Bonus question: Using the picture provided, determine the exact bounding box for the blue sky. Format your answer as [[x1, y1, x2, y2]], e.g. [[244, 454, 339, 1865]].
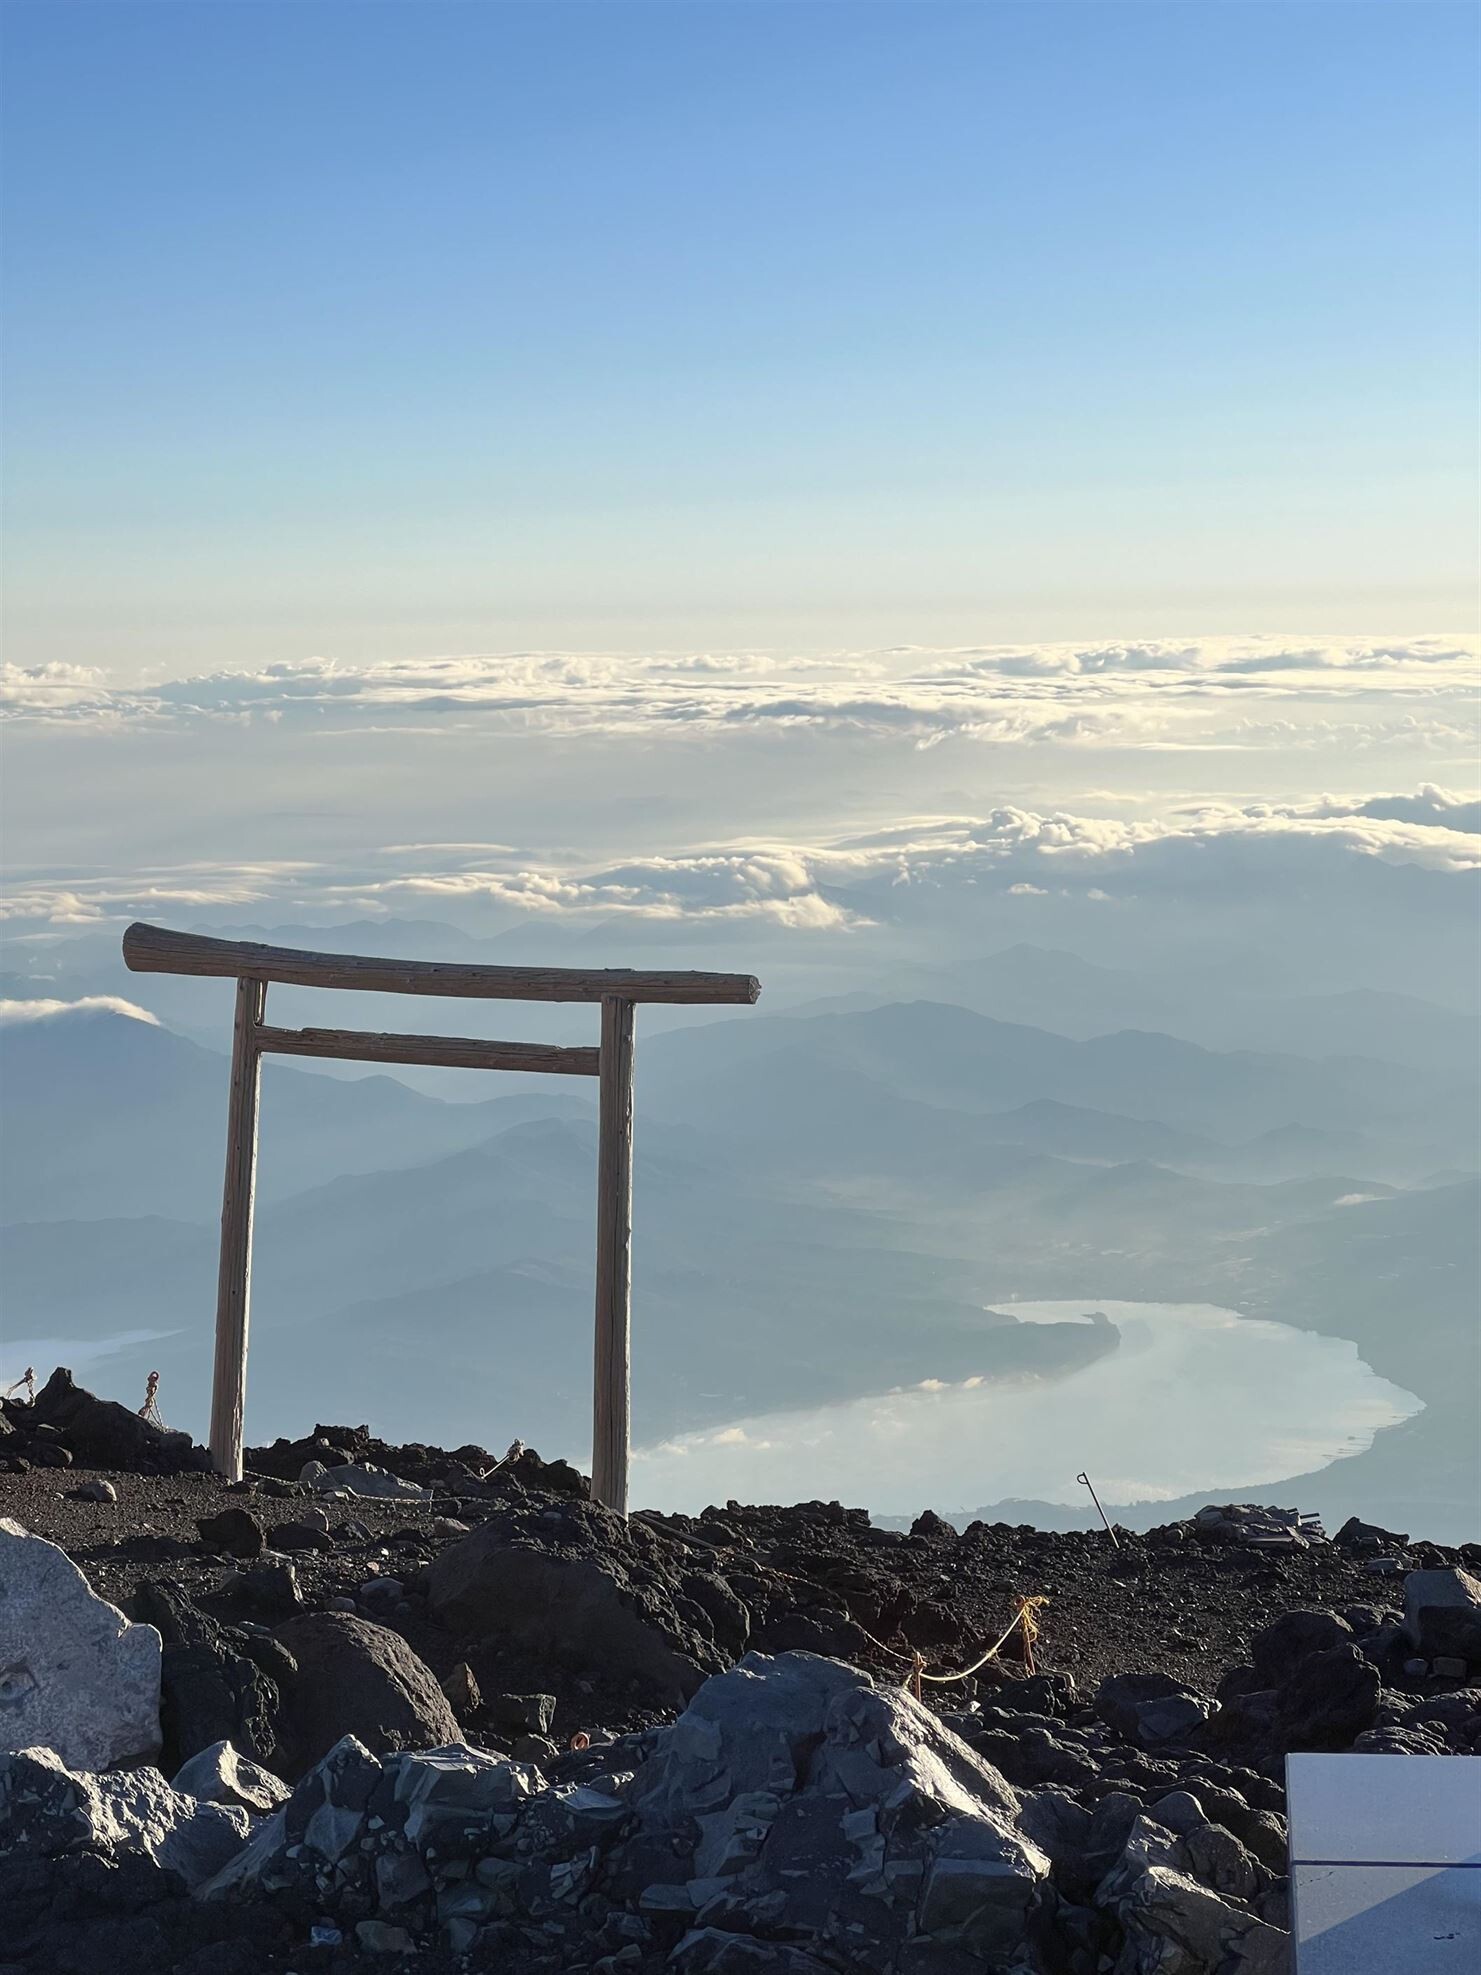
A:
[[3, 0, 1477, 677]]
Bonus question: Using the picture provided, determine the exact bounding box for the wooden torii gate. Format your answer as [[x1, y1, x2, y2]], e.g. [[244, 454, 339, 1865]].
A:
[[122, 923, 760, 1511]]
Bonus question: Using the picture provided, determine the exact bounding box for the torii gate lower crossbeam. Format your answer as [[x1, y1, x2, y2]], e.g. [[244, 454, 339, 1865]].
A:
[[122, 923, 761, 1512]]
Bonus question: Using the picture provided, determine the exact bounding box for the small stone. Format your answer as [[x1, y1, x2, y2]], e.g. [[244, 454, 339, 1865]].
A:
[[1095, 1672, 1212, 1748], [73, 1479, 118, 1503], [1432, 1656, 1468, 1680], [197, 1508, 266, 1560], [376, 1848, 432, 1906], [486, 1691, 557, 1737], [1403, 1656, 1430, 1678], [355, 1920, 414, 1953], [216, 1558, 302, 1619], [268, 1520, 336, 1553], [441, 1662, 481, 1718], [511, 1732, 559, 1767], [172, 1737, 291, 1816]]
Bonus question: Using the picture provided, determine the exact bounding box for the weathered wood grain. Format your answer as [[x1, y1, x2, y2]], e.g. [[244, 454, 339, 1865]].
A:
[[210, 976, 265, 1481], [591, 996, 636, 1515], [123, 922, 760, 1006], [256, 1025, 599, 1076]]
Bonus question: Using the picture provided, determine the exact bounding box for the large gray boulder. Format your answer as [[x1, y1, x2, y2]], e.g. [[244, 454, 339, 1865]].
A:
[[0, 1744, 249, 1889], [200, 1650, 1049, 1967], [272, 1611, 459, 1775], [618, 1651, 1047, 1963], [1094, 1805, 1287, 1974], [0, 1517, 162, 1769]]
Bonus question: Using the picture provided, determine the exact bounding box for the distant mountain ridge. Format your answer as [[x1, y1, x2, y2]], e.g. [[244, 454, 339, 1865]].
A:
[[3, 949, 1475, 1538]]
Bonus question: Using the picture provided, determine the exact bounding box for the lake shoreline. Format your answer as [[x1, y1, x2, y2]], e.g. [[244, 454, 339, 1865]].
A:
[[632, 1297, 1423, 1522]]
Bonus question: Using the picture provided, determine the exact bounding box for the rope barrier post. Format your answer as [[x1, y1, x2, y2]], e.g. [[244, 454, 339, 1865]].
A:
[[903, 1595, 1050, 1696], [1076, 1470, 1120, 1548], [1020, 1599, 1037, 1675]]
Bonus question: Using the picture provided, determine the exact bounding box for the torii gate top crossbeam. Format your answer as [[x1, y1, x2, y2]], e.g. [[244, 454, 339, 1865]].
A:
[[123, 922, 760, 1005]]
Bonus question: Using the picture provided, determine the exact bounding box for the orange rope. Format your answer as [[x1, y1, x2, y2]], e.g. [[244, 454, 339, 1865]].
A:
[[914, 1596, 1050, 1686], [818, 1591, 1050, 1692]]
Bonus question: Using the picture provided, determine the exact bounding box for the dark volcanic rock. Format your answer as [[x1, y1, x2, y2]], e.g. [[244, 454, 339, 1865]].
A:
[[1403, 1567, 1481, 1662], [1250, 1608, 1353, 1686], [440, 1660, 482, 1720], [242, 1427, 359, 1481], [486, 1691, 556, 1737], [209, 1559, 302, 1622], [505, 1447, 589, 1498], [264, 1517, 334, 1553], [1275, 1643, 1380, 1751], [194, 1509, 264, 1561], [2, 1444, 1475, 1975], [244, 1420, 547, 1492], [271, 1611, 459, 1776], [1334, 1515, 1409, 1552], [1095, 1672, 1213, 1748], [428, 1497, 729, 1704], [133, 1580, 282, 1775], [28, 1370, 209, 1474]]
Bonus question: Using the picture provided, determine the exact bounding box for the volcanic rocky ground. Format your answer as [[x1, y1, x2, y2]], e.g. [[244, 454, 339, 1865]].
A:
[[1, 1375, 1478, 1975]]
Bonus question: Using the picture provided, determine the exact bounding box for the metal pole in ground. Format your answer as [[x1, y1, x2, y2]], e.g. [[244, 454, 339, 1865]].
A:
[[1076, 1470, 1120, 1547]]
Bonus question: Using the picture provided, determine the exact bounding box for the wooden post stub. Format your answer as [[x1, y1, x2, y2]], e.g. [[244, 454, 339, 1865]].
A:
[[210, 975, 266, 1480], [592, 995, 635, 1514]]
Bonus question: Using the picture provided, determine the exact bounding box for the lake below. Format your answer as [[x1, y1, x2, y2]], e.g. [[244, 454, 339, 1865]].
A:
[[631, 1299, 1424, 1518]]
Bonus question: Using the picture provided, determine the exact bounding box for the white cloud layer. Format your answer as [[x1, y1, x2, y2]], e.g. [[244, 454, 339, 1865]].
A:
[[3, 637, 1476, 750], [2, 789, 1474, 932]]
